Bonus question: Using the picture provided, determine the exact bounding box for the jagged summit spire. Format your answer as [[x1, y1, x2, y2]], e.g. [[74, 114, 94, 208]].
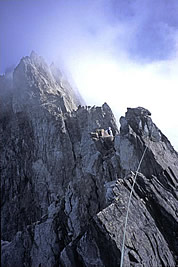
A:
[[11, 53, 82, 113], [30, 50, 39, 60], [29, 50, 47, 67]]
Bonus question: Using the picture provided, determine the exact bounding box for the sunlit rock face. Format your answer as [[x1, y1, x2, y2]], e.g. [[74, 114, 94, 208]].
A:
[[1, 53, 178, 267]]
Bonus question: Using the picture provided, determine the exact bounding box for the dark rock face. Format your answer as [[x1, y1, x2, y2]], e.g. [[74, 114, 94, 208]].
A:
[[1, 53, 178, 267]]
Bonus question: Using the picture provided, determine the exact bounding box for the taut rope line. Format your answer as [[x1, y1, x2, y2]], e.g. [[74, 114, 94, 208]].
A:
[[120, 144, 148, 267]]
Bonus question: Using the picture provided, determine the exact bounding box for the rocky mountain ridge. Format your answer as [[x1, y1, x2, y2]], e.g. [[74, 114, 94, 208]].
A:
[[1, 53, 178, 267]]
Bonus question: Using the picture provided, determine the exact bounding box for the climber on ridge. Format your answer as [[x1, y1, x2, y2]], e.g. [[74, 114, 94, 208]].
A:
[[107, 127, 113, 137]]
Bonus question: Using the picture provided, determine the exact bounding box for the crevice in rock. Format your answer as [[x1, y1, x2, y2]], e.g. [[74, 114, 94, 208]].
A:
[[128, 251, 139, 263]]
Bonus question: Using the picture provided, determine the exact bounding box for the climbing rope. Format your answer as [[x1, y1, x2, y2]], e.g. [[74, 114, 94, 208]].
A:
[[120, 144, 148, 267]]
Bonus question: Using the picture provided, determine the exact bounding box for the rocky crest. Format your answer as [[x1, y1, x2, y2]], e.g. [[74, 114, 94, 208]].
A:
[[1, 53, 178, 267]]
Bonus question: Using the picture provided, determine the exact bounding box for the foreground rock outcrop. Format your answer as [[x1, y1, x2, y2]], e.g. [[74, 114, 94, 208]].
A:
[[1, 53, 178, 267]]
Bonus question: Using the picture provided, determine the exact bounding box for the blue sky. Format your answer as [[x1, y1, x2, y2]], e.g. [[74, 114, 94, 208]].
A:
[[0, 0, 178, 150]]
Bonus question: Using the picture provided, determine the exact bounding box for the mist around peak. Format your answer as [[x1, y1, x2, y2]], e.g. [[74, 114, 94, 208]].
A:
[[0, 0, 178, 150]]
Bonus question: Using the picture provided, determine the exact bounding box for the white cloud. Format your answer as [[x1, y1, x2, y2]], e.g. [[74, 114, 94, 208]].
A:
[[66, 50, 178, 151]]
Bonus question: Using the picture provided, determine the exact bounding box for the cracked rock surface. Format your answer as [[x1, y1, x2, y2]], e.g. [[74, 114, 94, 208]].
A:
[[1, 53, 178, 267]]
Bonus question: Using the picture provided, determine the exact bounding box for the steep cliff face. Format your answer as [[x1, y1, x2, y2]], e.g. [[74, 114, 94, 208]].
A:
[[1, 51, 82, 242], [1, 53, 178, 267]]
